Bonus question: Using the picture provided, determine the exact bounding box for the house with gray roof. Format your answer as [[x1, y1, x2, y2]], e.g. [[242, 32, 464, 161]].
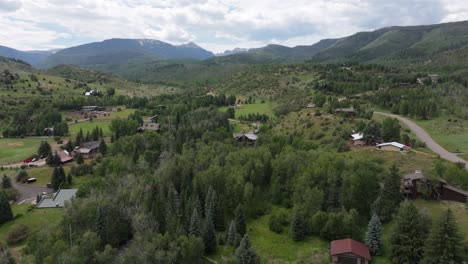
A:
[[37, 189, 78, 208]]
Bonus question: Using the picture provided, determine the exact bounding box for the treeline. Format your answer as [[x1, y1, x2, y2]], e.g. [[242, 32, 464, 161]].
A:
[[2, 98, 69, 137]]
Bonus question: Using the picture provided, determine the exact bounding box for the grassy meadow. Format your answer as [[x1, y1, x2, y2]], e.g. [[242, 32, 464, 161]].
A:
[[0, 138, 53, 165]]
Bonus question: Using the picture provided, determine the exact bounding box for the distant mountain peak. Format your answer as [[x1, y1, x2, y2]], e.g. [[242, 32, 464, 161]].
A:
[[178, 42, 202, 49]]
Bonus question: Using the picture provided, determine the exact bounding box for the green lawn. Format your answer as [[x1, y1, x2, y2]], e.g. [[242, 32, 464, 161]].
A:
[[0, 204, 63, 243], [0, 138, 52, 166], [207, 207, 328, 263], [219, 102, 275, 119], [414, 116, 468, 154], [69, 121, 111, 137]]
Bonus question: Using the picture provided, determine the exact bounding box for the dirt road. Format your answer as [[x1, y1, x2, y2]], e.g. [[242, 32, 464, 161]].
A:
[[12, 181, 52, 204], [374, 112, 468, 168]]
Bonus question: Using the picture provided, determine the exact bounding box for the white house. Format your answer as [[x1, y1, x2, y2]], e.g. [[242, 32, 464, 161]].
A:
[[377, 142, 410, 152]]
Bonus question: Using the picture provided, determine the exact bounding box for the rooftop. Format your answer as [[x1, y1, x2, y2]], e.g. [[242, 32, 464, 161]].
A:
[[377, 142, 408, 149], [37, 189, 78, 208], [331, 238, 371, 260]]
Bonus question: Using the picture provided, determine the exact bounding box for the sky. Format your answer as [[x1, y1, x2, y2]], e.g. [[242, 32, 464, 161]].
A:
[[0, 0, 467, 53]]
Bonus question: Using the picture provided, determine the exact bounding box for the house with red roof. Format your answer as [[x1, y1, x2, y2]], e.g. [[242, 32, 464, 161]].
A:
[[330, 238, 371, 264]]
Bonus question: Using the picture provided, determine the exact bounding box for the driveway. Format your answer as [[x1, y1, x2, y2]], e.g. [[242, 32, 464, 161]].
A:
[[12, 181, 52, 204], [374, 112, 468, 168]]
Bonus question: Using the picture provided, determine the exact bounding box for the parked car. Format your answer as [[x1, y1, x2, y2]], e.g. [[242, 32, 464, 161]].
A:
[[27, 178, 37, 184]]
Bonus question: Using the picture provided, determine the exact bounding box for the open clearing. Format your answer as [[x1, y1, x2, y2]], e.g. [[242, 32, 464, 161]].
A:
[[0, 204, 63, 243], [219, 101, 275, 119], [0, 138, 53, 166]]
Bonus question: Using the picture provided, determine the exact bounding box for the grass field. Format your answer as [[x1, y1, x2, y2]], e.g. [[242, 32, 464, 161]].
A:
[[0, 138, 52, 165], [414, 116, 468, 154], [0, 204, 63, 243], [219, 101, 275, 119], [68, 121, 111, 137]]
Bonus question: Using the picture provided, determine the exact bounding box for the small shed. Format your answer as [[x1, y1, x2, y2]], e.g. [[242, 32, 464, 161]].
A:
[[43, 127, 54, 136], [330, 238, 371, 264], [335, 107, 355, 117], [351, 132, 365, 147], [148, 115, 159, 123]]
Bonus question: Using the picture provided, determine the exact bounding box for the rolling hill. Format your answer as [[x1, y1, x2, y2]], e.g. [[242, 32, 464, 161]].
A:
[[38, 39, 214, 68], [0, 45, 54, 66]]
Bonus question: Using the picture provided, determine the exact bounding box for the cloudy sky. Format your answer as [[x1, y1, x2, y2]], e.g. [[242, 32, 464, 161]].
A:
[[0, 0, 467, 53]]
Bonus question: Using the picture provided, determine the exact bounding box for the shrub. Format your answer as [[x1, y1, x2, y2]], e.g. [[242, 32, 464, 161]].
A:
[[268, 209, 289, 234], [15, 170, 29, 183], [6, 224, 29, 245]]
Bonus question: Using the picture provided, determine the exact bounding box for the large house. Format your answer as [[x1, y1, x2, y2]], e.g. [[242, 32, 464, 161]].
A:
[[233, 131, 258, 146], [37, 189, 78, 208], [376, 142, 410, 152], [137, 123, 160, 133], [403, 170, 468, 203], [330, 238, 371, 264], [75, 141, 101, 159]]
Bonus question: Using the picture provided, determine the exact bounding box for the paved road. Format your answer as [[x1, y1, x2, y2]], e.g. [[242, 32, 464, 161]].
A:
[[374, 112, 468, 168], [12, 181, 52, 204]]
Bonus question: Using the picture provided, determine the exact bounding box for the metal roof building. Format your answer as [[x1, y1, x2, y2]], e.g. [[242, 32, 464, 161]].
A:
[[37, 189, 78, 208]]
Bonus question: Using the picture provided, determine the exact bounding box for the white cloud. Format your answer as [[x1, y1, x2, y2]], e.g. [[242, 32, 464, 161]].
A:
[[0, 0, 467, 52]]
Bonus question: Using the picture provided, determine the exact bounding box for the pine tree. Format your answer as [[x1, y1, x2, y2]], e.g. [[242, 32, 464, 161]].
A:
[[46, 151, 54, 166], [375, 164, 403, 222], [65, 140, 74, 152], [67, 173, 73, 185], [365, 214, 382, 256], [226, 220, 238, 246], [1, 175, 12, 189], [51, 167, 65, 191], [203, 213, 217, 253], [96, 206, 107, 244], [234, 204, 247, 236], [53, 151, 61, 166], [421, 209, 464, 264], [38, 141, 52, 157], [189, 208, 202, 237], [0, 191, 13, 224], [291, 209, 305, 241], [76, 153, 84, 164], [76, 128, 84, 146], [99, 139, 107, 154], [204, 186, 216, 223], [235, 234, 259, 264], [390, 200, 430, 264]]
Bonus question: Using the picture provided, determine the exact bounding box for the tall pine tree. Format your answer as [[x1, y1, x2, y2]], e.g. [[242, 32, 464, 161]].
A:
[[374, 164, 403, 222], [389, 200, 430, 264], [203, 212, 217, 253], [365, 214, 382, 256], [291, 209, 305, 241], [235, 234, 259, 264], [421, 209, 464, 264], [189, 208, 202, 237], [234, 204, 247, 236], [0, 191, 13, 224], [226, 220, 238, 246]]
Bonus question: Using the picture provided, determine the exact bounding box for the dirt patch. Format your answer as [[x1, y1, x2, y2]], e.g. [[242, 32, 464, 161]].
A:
[[7, 142, 24, 147]]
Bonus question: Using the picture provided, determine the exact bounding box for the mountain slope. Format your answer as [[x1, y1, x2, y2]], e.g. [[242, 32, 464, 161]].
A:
[[39, 39, 214, 68], [216, 39, 338, 63], [0, 56, 35, 73], [312, 20, 468, 63], [0, 45, 53, 66]]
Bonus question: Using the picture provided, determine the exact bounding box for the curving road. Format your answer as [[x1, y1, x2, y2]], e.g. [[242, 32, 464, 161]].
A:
[[374, 112, 468, 169]]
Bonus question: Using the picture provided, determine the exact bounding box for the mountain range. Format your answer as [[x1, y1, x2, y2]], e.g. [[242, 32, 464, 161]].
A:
[[1, 20, 468, 69]]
